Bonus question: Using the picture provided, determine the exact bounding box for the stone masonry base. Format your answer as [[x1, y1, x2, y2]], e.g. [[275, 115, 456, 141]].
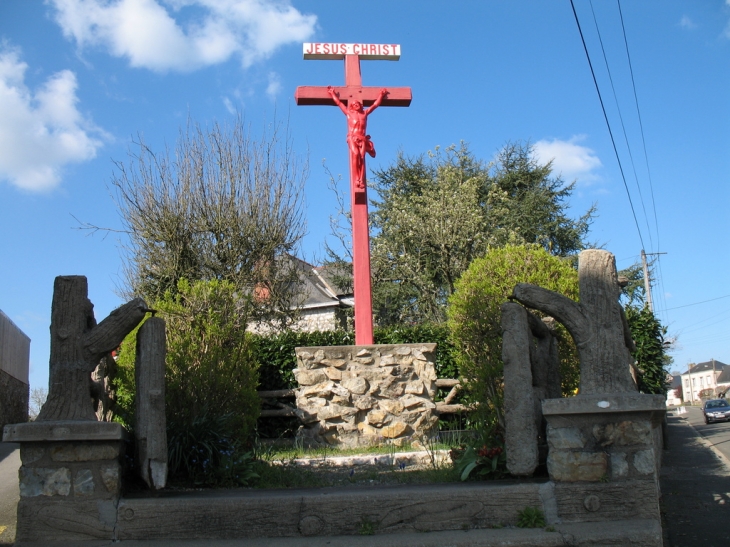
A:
[[3, 420, 125, 542]]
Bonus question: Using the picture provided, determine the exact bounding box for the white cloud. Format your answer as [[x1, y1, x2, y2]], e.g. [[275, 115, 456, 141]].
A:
[[532, 136, 602, 184], [266, 71, 281, 99], [222, 96, 236, 114], [0, 47, 104, 191], [679, 15, 696, 30], [48, 0, 317, 72]]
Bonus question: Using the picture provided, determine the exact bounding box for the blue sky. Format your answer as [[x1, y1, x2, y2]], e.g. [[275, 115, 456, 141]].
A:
[[1, 0, 729, 393]]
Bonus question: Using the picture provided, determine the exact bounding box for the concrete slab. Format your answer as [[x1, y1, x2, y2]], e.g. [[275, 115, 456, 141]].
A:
[[14, 519, 662, 546], [3, 421, 128, 443]]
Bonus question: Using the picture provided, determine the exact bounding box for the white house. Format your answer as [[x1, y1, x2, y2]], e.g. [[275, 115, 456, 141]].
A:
[[680, 360, 728, 402], [248, 256, 353, 335]]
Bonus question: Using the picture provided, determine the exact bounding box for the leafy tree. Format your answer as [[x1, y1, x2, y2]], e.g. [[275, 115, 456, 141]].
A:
[[368, 141, 594, 325], [106, 116, 307, 328], [486, 142, 595, 254], [625, 305, 669, 395], [447, 245, 580, 431], [370, 144, 489, 324]]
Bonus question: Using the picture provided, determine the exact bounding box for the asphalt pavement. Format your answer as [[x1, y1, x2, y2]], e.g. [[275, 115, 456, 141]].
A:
[[0, 443, 19, 545], [661, 406, 730, 547], [1, 407, 729, 546]]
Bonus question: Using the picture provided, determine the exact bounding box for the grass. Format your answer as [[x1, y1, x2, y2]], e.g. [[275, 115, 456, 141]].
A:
[[256, 439, 454, 462], [247, 437, 461, 489]]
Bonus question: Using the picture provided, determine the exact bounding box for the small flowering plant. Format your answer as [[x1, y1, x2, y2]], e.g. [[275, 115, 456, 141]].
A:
[[450, 437, 507, 481]]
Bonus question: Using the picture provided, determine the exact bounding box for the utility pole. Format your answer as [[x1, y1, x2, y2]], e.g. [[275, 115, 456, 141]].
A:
[[640, 251, 667, 313]]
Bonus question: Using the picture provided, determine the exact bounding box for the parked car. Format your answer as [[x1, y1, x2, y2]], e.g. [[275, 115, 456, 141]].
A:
[[702, 399, 730, 424]]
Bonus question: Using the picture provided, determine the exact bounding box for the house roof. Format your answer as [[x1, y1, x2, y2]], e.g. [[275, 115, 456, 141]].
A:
[[717, 367, 730, 385], [289, 256, 352, 310], [681, 360, 728, 375]]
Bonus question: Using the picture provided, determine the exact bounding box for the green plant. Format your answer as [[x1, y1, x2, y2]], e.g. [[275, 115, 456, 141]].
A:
[[358, 517, 377, 536], [516, 506, 546, 528], [545, 525, 556, 532], [112, 279, 261, 485], [626, 305, 669, 395], [167, 409, 258, 487], [160, 279, 260, 445], [451, 435, 508, 481]]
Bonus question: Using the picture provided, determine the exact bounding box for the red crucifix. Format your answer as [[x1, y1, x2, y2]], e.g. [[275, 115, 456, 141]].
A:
[[296, 43, 412, 345]]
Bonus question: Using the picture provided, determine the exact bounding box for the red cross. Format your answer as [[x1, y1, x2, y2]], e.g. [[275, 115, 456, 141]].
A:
[[296, 46, 412, 345]]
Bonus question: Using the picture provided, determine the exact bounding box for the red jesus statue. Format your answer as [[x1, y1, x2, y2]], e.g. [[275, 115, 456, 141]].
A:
[[327, 86, 389, 189]]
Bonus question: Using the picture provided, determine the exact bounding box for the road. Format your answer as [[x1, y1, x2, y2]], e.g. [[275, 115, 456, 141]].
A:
[[0, 443, 19, 545], [677, 405, 730, 464]]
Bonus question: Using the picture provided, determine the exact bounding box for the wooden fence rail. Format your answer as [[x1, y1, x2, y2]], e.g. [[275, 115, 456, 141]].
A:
[[257, 379, 467, 418]]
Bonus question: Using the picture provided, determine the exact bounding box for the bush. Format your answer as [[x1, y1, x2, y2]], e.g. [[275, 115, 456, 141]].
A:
[[625, 305, 669, 395], [113, 279, 261, 486], [159, 279, 260, 449], [447, 244, 580, 432]]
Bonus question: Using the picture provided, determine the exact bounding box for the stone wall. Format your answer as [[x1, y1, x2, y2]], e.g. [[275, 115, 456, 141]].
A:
[[294, 344, 439, 447], [542, 394, 666, 484], [4, 421, 126, 541], [248, 306, 348, 335]]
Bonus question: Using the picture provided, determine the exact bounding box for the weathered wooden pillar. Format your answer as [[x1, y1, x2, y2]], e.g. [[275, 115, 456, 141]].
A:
[[512, 249, 636, 395], [38, 276, 147, 421], [135, 317, 167, 489], [502, 303, 561, 476]]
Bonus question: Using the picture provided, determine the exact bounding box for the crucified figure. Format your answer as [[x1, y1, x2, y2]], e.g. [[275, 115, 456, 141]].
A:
[[328, 86, 388, 189]]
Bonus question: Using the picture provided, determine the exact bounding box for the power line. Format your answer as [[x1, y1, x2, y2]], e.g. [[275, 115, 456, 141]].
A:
[[589, 0, 654, 250], [617, 0, 661, 253], [569, 0, 645, 250], [664, 294, 730, 311]]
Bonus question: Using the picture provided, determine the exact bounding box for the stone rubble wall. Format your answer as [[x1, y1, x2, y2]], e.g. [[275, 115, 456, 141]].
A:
[[294, 344, 439, 447], [543, 394, 666, 484], [18, 441, 122, 500], [290, 307, 345, 333]]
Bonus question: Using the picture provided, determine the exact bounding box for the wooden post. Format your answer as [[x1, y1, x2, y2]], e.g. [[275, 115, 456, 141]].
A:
[[135, 317, 168, 489]]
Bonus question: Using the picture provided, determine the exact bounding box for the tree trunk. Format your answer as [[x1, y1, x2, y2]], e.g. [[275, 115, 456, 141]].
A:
[[512, 250, 636, 395], [38, 276, 147, 422]]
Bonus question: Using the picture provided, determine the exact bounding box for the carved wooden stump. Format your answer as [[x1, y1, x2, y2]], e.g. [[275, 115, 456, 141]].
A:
[[38, 276, 147, 421], [512, 249, 636, 395]]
